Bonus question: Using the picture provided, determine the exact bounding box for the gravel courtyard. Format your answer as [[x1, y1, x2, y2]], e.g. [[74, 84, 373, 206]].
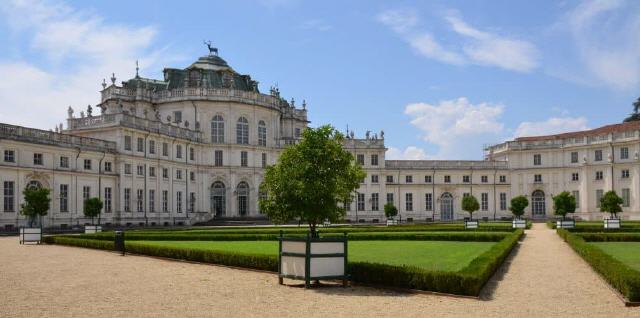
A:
[[1, 224, 638, 318]]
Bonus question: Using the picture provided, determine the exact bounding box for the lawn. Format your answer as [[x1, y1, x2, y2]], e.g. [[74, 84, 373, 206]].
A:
[[130, 240, 495, 272], [590, 242, 640, 271]]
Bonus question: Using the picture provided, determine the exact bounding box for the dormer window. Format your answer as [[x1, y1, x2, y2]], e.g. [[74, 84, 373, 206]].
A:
[[189, 70, 200, 87]]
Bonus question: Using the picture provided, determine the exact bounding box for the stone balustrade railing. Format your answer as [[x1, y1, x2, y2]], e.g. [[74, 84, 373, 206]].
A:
[[386, 160, 508, 170], [0, 123, 117, 152]]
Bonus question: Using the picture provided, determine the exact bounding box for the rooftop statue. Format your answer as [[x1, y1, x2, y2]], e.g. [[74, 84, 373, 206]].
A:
[[204, 40, 218, 56]]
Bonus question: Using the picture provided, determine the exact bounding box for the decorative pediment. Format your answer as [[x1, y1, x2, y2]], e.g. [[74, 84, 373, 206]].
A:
[[24, 172, 50, 188]]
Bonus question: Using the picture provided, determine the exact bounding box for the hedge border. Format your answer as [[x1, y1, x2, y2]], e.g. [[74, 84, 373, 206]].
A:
[[557, 229, 640, 302]]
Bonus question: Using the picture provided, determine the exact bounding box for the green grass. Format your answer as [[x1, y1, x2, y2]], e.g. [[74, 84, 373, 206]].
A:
[[130, 240, 495, 272], [591, 242, 640, 271]]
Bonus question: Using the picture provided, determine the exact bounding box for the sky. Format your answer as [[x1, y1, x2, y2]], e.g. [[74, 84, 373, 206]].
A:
[[0, 0, 639, 160]]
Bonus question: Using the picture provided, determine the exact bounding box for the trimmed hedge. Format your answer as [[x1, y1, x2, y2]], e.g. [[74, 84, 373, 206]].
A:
[[557, 229, 640, 301], [577, 233, 640, 242]]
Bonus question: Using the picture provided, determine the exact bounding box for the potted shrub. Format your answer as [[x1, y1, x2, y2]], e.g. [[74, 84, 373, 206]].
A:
[[19, 187, 51, 244], [384, 203, 398, 225], [260, 126, 365, 287], [83, 197, 104, 234], [510, 195, 528, 228], [600, 190, 623, 229], [461, 195, 479, 229], [553, 191, 576, 229]]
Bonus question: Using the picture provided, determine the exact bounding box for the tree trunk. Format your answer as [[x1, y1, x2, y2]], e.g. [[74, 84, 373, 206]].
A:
[[309, 223, 318, 238]]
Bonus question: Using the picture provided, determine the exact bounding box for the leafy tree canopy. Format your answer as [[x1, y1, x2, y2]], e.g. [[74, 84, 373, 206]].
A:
[[623, 97, 640, 122], [600, 190, 623, 219], [461, 195, 479, 220], [384, 203, 398, 219], [20, 187, 51, 227], [509, 195, 529, 219], [553, 191, 576, 220], [83, 197, 103, 225], [259, 125, 366, 237]]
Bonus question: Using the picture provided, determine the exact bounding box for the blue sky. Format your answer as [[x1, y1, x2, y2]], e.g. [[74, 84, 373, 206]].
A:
[[0, 0, 638, 159]]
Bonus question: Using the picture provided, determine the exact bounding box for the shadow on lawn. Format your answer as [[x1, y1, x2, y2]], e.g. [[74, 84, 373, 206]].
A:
[[478, 233, 526, 301]]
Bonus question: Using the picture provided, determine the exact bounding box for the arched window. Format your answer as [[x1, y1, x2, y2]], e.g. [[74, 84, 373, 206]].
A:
[[532, 190, 546, 218], [211, 115, 224, 143], [236, 117, 249, 144], [258, 120, 267, 146], [237, 182, 249, 216], [27, 180, 42, 189], [210, 182, 226, 217], [440, 192, 454, 221]]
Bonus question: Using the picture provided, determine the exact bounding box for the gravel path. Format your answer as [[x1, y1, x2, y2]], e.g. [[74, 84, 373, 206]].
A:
[[1, 224, 637, 317]]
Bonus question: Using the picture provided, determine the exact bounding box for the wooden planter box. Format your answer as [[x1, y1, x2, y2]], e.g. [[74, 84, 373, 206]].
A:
[[464, 220, 479, 229], [19, 227, 42, 244], [556, 220, 575, 229], [386, 219, 398, 226], [604, 218, 621, 229], [84, 225, 102, 234], [512, 219, 527, 229], [278, 235, 348, 288]]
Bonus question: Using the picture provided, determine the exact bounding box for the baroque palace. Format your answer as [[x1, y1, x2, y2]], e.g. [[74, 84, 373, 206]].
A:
[[1, 48, 640, 229]]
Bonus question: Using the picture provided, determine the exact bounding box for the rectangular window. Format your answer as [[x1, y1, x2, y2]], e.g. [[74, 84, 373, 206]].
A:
[[386, 175, 394, 183], [463, 192, 470, 198], [500, 193, 507, 211], [149, 140, 155, 154], [595, 150, 603, 162], [371, 154, 378, 166], [356, 154, 365, 165], [214, 150, 223, 167], [571, 151, 578, 163], [533, 154, 541, 166], [124, 135, 132, 150], [190, 171, 195, 181], [621, 147, 629, 160], [137, 189, 144, 212], [60, 156, 69, 168], [481, 193, 488, 211], [137, 137, 144, 152], [173, 111, 182, 123], [261, 153, 267, 168], [596, 189, 604, 208], [162, 142, 168, 156], [124, 188, 131, 212], [176, 145, 182, 158], [176, 191, 183, 213], [33, 153, 43, 165], [149, 167, 156, 177], [622, 169, 630, 179], [137, 165, 144, 176], [82, 186, 91, 202], [189, 147, 195, 161], [176, 169, 182, 180], [386, 193, 394, 205], [534, 174, 542, 183], [162, 190, 168, 212], [4, 150, 15, 162], [59, 184, 68, 212], [463, 175, 470, 183], [425, 175, 432, 183], [357, 193, 365, 211], [405, 193, 413, 211], [499, 175, 506, 183], [572, 190, 580, 209], [104, 187, 112, 212], [481, 176, 488, 183], [571, 173, 579, 181], [405, 175, 413, 183], [444, 175, 451, 183], [622, 188, 631, 207], [104, 162, 112, 172], [189, 192, 196, 212], [124, 163, 132, 175], [3, 181, 14, 212], [344, 200, 350, 211], [162, 168, 168, 179], [371, 193, 379, 211], [241, 151, 248, 167], [595, 171, 603, 180], [425, 193, 433, 211], [371, 175, 379, 183], [149, 190, 155, 212], [295, 128, 301, 138]]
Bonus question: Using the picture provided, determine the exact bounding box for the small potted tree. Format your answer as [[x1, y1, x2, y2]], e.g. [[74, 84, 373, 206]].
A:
[[553, 191, 576, 229], [19, 187, 51, 244], [384, 203, 398, 226], [510, 195, 528, 228], [600, 190, 623, 229], [84, 197, 104, 234], [461, 195, 479, 229]]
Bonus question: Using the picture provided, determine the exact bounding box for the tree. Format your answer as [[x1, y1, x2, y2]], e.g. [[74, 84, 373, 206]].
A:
[[623, 97, 640, 122], [461, 195, 479, 220], [259, 125, 366, 237], [509, 195, 529, 219], [384, 203, 398, 220], [600, 190, 623, 219], [83, 197, 103, 225], [553, 191, 576, 220], [20, 187, 51, 227]]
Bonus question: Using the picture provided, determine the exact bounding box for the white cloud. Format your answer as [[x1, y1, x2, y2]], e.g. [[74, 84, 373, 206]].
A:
[[404, 97, 505, 159], [514, 116, 589, 138], [377, 9, 538, 72], [299, 19, 332, 32], [0, 0, 178, 129], [386, 146, 429, 160]]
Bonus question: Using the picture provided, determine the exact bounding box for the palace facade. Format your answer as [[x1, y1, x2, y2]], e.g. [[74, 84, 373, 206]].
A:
[[1, 50, 639, 229]]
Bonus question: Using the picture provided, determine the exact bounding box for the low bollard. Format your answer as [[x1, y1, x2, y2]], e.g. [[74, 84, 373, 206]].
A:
[[114, 230, 125, 256]]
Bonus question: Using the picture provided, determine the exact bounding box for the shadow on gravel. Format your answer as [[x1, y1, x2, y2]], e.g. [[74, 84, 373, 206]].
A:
[[478, 233, 526, 301], [283, 281, 413, 298]]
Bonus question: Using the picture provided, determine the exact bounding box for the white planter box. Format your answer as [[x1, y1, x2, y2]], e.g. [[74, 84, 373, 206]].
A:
[[19, 228, 42, 244], [386, 219, 398, 226], [85, 225, 103, 234], [465, 220, 479, 229], [512, 219, 527, 229], [556, 220, 575, 229], [279, 236, 347, 288], [604, 218, 621, 229]]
